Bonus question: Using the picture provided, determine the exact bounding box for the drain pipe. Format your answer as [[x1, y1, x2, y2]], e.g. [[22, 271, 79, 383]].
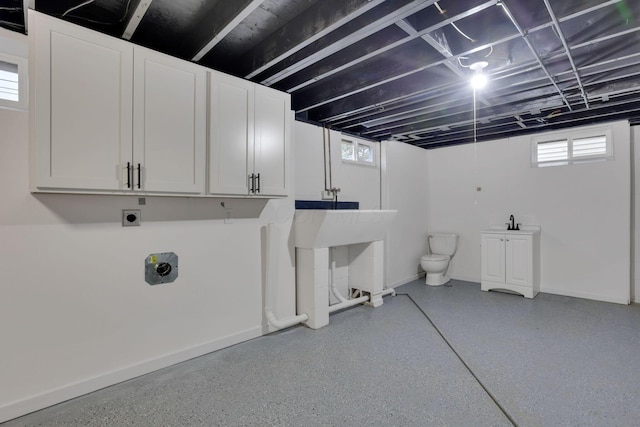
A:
[[328, 294, 370, 313], [328, 248, 368, 313], [328, 247, 396, 313], [328, 289, 396, 313], [264, 223, 308, 330], [329, 248, 349, 304]]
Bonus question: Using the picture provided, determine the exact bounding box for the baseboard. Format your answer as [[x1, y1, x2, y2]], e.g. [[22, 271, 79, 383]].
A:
[[0, 326, 263, 423], [450, 275, 480, 284], [387, 273, 422, 288], [540, 286, 630, 305]]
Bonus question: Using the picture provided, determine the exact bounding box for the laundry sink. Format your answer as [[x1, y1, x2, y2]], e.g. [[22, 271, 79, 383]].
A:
[[294, 209, 398, 248]]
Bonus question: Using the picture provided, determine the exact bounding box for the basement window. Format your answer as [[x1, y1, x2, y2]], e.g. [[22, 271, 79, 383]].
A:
[[0, 52, 27, 111], [341, 138, 375, 166], [532, 126, 612, 167]]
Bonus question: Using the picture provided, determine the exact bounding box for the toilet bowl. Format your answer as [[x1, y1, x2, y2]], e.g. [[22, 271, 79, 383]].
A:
[[420, 233, 458, 286]]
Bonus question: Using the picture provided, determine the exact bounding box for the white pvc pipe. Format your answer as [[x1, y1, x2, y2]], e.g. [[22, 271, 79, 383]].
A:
[[265, 308, 308, 330], [264, 223, 308, 330], [329, 249, 349, 304], [331, 281, 349, 303], [328, 294, 370, 313], [328, 287, 395, 313]]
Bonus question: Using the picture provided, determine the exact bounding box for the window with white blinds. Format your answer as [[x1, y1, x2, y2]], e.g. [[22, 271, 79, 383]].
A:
[[0, 52, 27, 110], [0, 60, 19, 102], [537, 140, 568, 163], [532, 126, 612, 167], [572, 135, 607, 158]]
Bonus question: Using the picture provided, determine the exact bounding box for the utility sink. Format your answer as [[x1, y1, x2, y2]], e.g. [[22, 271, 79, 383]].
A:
[[294, 209, 398, 248]]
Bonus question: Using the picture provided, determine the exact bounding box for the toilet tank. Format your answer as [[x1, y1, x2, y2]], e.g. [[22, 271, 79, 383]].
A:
[[428, 233, 458, 256]]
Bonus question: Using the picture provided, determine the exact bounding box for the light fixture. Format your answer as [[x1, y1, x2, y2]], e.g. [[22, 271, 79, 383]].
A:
[[469, 61, 489, 145], [470, 60, 488, 89]]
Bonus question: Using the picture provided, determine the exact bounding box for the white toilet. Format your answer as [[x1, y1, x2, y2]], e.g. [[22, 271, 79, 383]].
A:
[[420, 233, 458, 286]]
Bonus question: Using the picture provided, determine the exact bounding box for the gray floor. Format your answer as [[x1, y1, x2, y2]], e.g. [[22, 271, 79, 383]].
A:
[[5, 280, 640, 426]]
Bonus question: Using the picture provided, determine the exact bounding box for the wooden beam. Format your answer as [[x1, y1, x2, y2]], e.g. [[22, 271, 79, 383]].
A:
[[239, 0, 386, 79], [23, 0, 34, 33], [191, 0, 264, 62], [259, 0, 437, 86], [270, 0, 495, 92], [122, 0, 153, 40]]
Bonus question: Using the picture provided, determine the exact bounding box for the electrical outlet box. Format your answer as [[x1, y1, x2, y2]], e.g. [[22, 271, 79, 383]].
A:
[[321, 190, 334, 200], [122, 209, 141, 226]]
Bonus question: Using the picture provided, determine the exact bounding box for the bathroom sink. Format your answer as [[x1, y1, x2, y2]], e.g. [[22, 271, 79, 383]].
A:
[[484, 224, 541, 233], [294, 209, 398, 248]]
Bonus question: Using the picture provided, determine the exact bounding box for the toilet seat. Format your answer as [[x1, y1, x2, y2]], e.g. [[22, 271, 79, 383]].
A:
[[421, 254, 449, 262]]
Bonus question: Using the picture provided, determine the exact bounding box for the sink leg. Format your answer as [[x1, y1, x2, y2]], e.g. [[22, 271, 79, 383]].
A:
[[296, 247, 329, 329], [365, 291, 384, 307], [350, 240, 385, 308]]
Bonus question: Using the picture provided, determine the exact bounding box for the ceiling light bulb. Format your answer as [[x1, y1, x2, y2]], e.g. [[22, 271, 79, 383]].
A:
[[469, 61, 489, 89], [471, 73, 488, 89]]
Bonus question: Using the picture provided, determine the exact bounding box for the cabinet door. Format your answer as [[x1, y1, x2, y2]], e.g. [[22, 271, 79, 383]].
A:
[[481, 234, 505, 283], [133, 47, 206, 194], [208, 71, 253, 195], [253, 84, 289, 196], [505, 234, 533, 287], [31, 11, 133, 191]]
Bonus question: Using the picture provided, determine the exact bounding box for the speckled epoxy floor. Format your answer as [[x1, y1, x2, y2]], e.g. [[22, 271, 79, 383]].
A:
[[5, 280, 640, 426]]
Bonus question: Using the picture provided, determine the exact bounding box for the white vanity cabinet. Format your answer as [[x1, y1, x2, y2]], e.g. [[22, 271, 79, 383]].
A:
[[30, 11, 206, 194], [208, 70, 289, 197], [481, 230, 540, 298]]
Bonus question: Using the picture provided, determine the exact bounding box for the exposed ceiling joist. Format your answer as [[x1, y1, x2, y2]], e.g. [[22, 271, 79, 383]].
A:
[[4, 0, 639, 149], [22, 0, 32, 32], [122, 0, 152, 40], [497, 1, 573, 111], [191, 0, 264, 61], [242, 0, 386, 79], [394, 18, 492, 107], [259, 0, 437, 86], [298, 32, 522, 118], [542, 0, 589, 108], [279, 0, 497, 93]]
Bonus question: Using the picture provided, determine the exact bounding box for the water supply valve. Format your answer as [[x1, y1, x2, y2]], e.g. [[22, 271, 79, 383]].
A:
[[145, 252, 179, 285]]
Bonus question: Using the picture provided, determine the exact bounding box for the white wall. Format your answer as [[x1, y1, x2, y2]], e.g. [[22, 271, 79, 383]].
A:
[[0, 29, 296, 422], [293, 122, 432, 294], [633, 126, 639, 303], [2, 20, 638, 422], [294, 121, 380, 209], [427, 121, 631, 304], [382, 141, 429, 286], [293, 121, 382, 301]]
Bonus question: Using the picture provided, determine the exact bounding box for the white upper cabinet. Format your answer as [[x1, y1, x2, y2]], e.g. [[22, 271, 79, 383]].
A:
[[253, 84, 289, 196], [208, 71, 290, 197], [133, 47, 206, 194], [30, 11, 206, 195], [208, 70, 254, 195], [31, 11, 133, 192], [30, 10, 289, 198]]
